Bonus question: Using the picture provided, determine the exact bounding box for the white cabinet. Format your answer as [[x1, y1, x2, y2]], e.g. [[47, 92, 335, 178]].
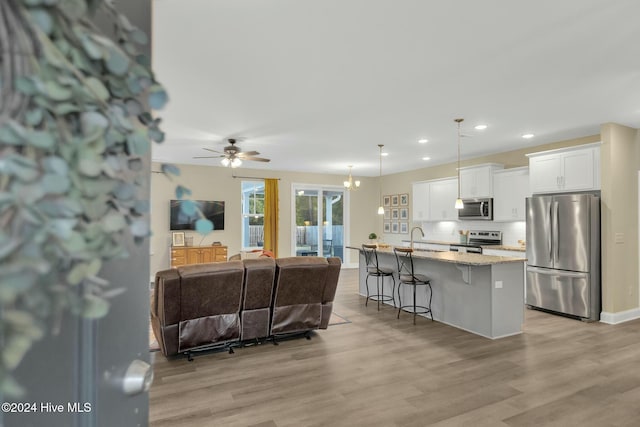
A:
[[482, 248, 525, 258], [412, 181, 430, 221], [527, 143, 600, 194], [428, 178, 458, 221], [493, 167, 530, 221], [459, 163, 504, 198]]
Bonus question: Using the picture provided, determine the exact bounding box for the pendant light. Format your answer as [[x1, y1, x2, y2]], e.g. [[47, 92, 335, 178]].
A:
[[343, 165, 360, 190], [377, 144, 384, 215], [454, 118, 464, 210]]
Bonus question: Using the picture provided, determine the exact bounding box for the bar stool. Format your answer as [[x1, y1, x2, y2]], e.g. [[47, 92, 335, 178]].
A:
[[393, 247, 433, 324], [361, 244, 396, 310]]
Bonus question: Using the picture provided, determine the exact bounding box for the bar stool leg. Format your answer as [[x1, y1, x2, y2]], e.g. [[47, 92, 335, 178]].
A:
[[365, 275, 370, 307], [397, 283, 402, 319], [413, 284, 417, 325], [377, 275, 381, 311], [428, 283, 433, 321]]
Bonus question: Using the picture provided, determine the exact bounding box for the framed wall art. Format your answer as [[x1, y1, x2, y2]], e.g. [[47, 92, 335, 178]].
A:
[[383, 195, 391, 207], [172, 231, 185, 247], [391, 194, 399, 206], [399, 193, 409, 206], [391, 222, 399, 233], [383, 222, 391, 233], [400, 222, 408, 234], [399, 207, 408, 220]]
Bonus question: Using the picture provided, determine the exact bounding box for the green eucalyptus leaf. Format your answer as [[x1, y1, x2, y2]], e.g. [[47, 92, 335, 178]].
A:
[[82, 295, 110, 318], [42, 173, 71, 194], [148, 84, 168, 110], [79, 33, 104, 60], [126, 75, 142, 94], [0, 375, 25, 399], [85, 76, 110, 101], [78, 151, 103, 177], [128, 158, 143, 171], [134, 200, 149, 214], [162, 163, 181, 177], [147, 127, 165, 143], [114, 182, 135, 200], [105, 46, 130, 76], [53, 102, 80, 115], [67, 263, 88, 285], [44, 81, 73, 101], [102, 212, 126, 232], [180, 200, 196, 216], [15, 77, 37, 95], [6, 155, 39, 182], [125, 99, 143, 115], [25, 108, 44, 126], [26, 130, 55, 149], [129, 28, 148, 45], [81, 111, 109, 130], [195, 218, 214, 234], [0, 120, 27, 144], [49, 218, 77, 239], [60, 231, 87, 253], [86, 259, 102, 277], [0, 239, 21, 261], [175, 185, 191, 199], [59, 0, 87, 20], [43, 156, 69, 175], [126, 132, 149, 155], [130, 218, 149, 237], [29, 8, 53, 35], [3, 336, 33, 370]]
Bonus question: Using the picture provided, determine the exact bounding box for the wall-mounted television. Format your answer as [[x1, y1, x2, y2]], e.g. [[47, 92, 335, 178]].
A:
[[170, 200, 225, 231]]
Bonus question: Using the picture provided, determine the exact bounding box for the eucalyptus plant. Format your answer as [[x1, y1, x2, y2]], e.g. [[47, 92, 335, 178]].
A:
[[0, 0, 209, 396]]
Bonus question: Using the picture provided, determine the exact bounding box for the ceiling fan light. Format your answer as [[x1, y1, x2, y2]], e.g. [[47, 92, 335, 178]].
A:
[[221, 158, 230, 167], [344, 180, 351, 188], [231, 158, 242, 168]]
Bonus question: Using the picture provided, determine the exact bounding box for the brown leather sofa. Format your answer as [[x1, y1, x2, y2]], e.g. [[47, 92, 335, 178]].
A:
[[152, 261, 245, 357], [152, 256, 341, 357]]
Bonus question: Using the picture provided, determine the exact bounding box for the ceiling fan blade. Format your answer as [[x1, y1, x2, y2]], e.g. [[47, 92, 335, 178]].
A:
[[237, 151, 260, 157], [202, 148, 223, 153], [193, 155, 224, 159], [243, 157, 270, 163]]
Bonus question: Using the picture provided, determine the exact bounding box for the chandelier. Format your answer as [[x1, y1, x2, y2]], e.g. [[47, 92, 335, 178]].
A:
[[343, 165, 360, 190], [454, 118, 464, 209]]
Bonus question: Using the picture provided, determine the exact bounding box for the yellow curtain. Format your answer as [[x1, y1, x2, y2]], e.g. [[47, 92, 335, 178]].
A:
[[263, 178, 279, 258]]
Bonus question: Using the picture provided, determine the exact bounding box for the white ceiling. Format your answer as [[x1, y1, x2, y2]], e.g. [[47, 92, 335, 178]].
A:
[[151, 0, 640, 177]]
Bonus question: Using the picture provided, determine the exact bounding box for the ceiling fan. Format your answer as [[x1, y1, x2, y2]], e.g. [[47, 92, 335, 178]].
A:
[[193, 138, 270, 168]]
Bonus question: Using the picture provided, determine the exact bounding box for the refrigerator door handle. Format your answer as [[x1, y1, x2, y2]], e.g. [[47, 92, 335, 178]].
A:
[[527, 266, 588, 279], [553, 201, 559, 263], [548, 201, 553, 260]]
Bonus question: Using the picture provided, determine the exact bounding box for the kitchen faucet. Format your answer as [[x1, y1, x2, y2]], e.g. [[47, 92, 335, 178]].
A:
[[410, 226, 425, 249]]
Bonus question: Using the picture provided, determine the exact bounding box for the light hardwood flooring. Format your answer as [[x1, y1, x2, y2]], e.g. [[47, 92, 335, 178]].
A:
[[149, 268, 640, 426]]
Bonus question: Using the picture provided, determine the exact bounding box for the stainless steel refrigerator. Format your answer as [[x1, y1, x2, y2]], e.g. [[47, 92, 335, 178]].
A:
[[525, 194, 601, 321]]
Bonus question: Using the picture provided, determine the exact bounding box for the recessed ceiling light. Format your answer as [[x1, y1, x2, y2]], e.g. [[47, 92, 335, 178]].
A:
[[418, 139, 428, 144], [422, 157, 431, 161], [474, 124, 488, 130], [522, 133, 535, 139], [381, 152, 389, 156]]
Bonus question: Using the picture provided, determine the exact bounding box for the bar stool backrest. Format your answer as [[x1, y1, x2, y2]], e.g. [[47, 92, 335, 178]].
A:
[[362, 244, 382, 273], [394, 247, 417, 281]]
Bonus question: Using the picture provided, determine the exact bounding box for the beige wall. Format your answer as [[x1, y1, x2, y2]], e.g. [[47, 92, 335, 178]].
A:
[[150, 163, 378, 274], [600, 123, 640, 313]]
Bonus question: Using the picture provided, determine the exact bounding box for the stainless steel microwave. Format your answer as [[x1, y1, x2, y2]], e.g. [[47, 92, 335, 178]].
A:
[[458, 198, 493, 220]]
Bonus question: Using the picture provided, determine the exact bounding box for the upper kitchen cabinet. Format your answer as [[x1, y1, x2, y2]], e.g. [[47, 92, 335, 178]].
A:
[[412, 181, 430, 221], [428, 177, 458, 221], [493, 167, 530, 221], [459, 163, 504, 198], [527, 143, 601, 194]]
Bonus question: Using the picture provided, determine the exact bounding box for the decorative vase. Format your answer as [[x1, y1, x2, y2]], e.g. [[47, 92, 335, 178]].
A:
[[459, 235, 467, 244]]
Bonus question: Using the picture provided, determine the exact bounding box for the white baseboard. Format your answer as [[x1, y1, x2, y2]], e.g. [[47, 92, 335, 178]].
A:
[[600, 307, 640, 324]]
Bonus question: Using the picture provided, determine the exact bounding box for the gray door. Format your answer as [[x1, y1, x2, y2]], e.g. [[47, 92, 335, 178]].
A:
[[526, 196, 553, 268], [553, 194, 591, 273]]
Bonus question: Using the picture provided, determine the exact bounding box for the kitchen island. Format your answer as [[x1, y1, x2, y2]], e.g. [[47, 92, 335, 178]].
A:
[[350, 246, 526, 339]]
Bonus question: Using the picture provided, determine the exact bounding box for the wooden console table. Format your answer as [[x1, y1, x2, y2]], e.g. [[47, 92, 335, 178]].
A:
[[171, 245, 228, 268]]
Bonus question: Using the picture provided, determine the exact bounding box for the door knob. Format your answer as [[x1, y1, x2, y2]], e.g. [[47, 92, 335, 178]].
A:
[[122, 359, 154, 395]]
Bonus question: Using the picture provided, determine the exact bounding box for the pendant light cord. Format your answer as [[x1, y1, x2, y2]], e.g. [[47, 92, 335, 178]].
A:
[[379, 144, 383, 202], [455, 118, 464, 199]]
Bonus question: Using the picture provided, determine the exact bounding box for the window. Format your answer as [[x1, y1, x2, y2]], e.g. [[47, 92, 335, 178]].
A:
[[241, 181, 265, 249]]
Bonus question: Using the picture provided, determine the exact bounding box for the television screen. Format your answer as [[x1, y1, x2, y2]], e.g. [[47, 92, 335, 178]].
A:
[[170, 200, 225, 231]]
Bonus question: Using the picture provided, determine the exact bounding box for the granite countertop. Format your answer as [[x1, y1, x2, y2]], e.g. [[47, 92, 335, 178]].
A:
[[348, 245, 526, 266], [401, 239, 526, 252]]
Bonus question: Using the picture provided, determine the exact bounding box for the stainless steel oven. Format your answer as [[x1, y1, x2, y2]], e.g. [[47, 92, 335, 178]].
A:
[[457, 198, 493, 220]]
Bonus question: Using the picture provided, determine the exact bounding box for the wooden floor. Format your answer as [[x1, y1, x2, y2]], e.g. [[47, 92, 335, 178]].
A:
[[149, 268, 640, 426]]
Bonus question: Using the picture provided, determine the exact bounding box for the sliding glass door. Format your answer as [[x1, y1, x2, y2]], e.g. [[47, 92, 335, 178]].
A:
[[292, 185, 346, 261]]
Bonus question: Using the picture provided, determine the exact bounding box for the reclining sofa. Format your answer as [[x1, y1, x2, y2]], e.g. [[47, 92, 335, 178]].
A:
[[151, 256, 341, 358]]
